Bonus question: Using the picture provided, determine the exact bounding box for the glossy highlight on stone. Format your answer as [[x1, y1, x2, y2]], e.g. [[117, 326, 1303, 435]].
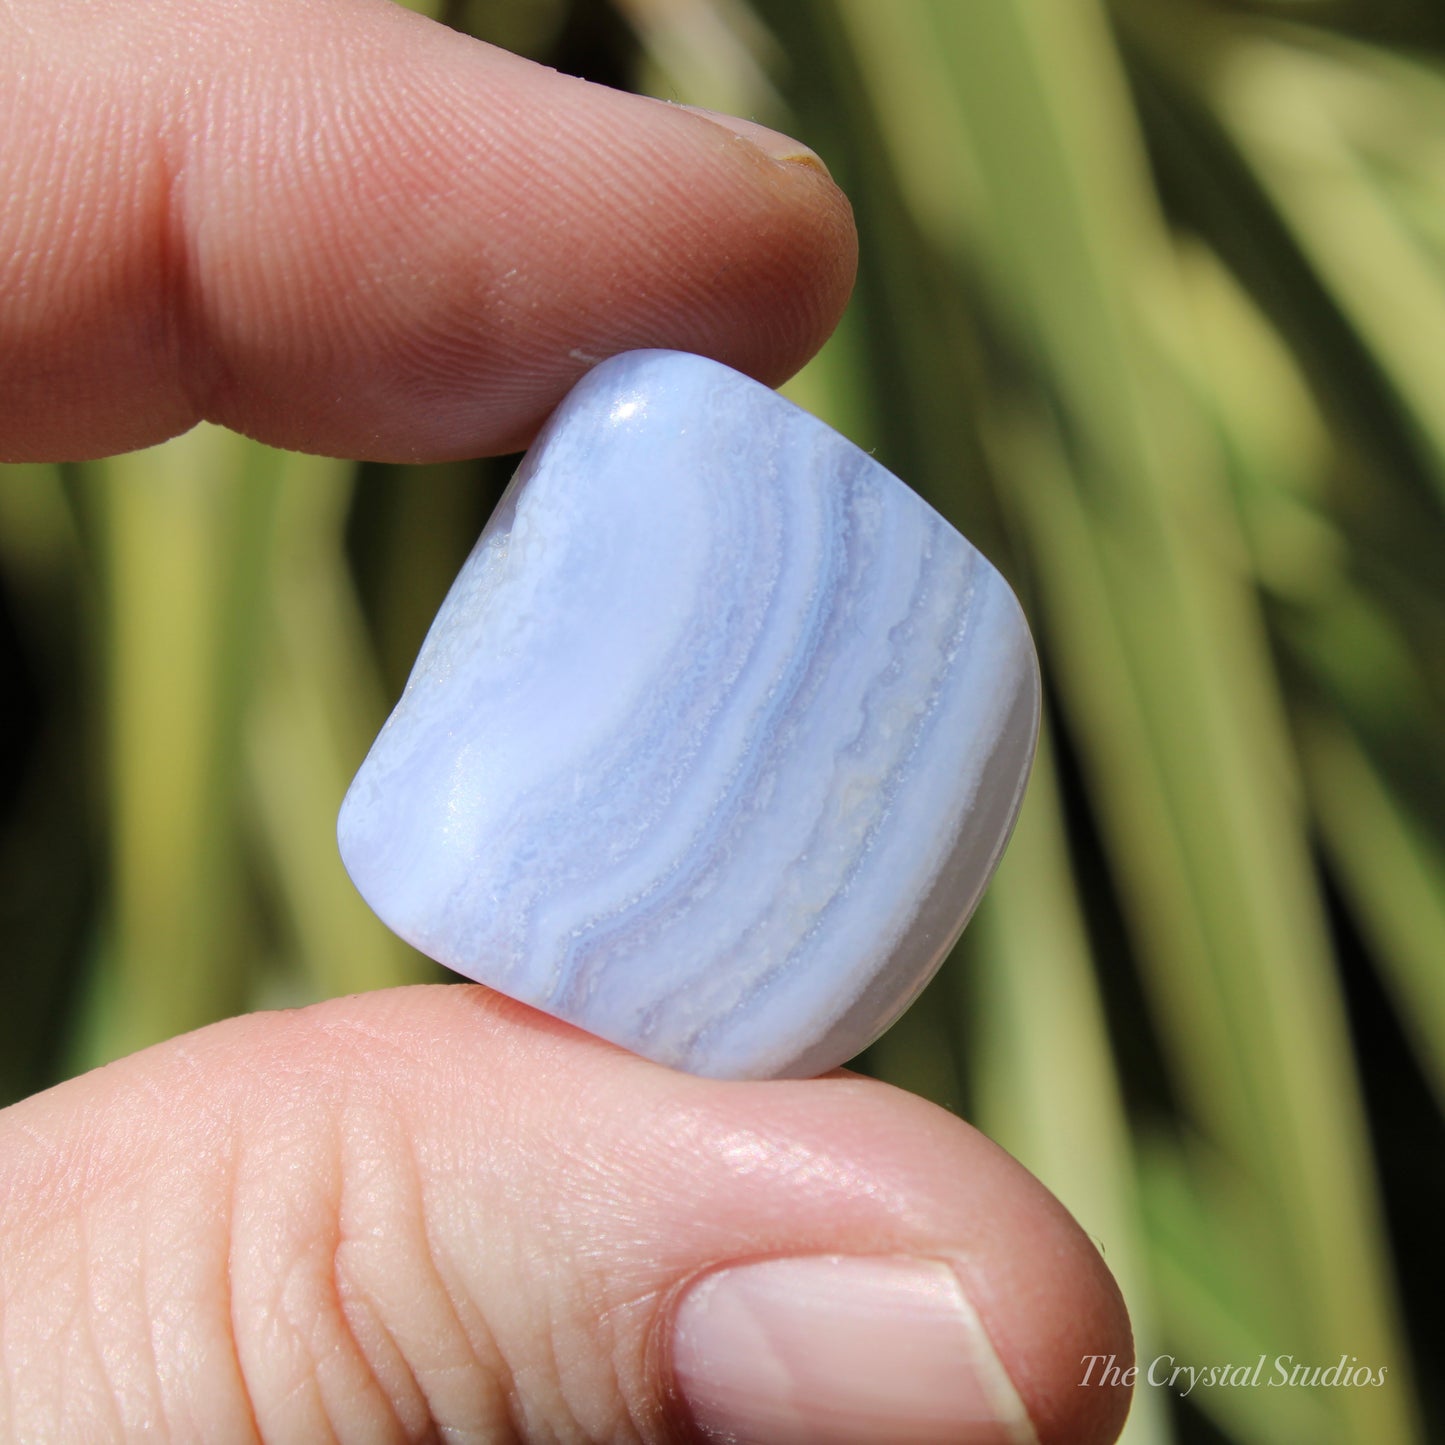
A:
[[338, 350, 1039, 1079]]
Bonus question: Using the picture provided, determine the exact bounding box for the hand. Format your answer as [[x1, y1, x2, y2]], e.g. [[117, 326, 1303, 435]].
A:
[[0, 1, 1134, 1440]]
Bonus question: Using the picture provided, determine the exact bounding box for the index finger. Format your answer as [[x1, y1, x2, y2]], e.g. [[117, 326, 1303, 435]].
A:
[[0, 0, 855, 462]]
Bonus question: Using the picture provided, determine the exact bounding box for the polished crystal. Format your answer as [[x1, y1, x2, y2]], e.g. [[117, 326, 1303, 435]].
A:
[[338, 350, 1038, 1078]]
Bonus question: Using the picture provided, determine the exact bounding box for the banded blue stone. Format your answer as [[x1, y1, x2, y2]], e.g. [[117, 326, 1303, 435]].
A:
[[338, 350, 1039, 1079]]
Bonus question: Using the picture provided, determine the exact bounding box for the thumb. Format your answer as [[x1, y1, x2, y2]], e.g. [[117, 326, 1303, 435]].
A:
[[0, 986, 1133, 1443], [0, 0, 854, 462]]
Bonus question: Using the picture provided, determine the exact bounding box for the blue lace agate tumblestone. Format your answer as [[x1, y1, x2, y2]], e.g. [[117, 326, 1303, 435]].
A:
[[338, 350, 1039, 1078]]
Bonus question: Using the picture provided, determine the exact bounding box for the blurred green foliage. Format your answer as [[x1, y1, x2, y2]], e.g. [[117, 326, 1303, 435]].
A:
[[1, 1, 1442, 1441]]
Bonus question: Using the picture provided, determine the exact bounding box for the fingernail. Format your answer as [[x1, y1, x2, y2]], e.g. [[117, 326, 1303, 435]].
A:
[[670, 102, 831, 176], [671, 1255, 1039, 1445]]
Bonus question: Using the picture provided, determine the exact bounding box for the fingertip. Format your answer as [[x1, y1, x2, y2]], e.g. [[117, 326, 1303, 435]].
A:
[[392, 84, 859, 459], [0, 0, 858, 461], [254, 993, 1135, 1444], [949, 1150, 1136, 1445], [0, 984, 1133, 1443], [659, 1080, 1136, 1445]]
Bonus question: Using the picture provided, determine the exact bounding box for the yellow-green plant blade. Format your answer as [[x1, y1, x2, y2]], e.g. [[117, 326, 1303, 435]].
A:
[[972, 729, 1171, 1445], [1303, 715, 1445, 1116], [242, 452, 432, 1003], [73, 425, 275, 1066], [1195, 20, 1445, 506], [1137, 1138, 1340, 1445]]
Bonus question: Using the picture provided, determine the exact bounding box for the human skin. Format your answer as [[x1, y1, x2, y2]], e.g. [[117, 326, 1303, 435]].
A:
[[0, 0, 1134, 1440]]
